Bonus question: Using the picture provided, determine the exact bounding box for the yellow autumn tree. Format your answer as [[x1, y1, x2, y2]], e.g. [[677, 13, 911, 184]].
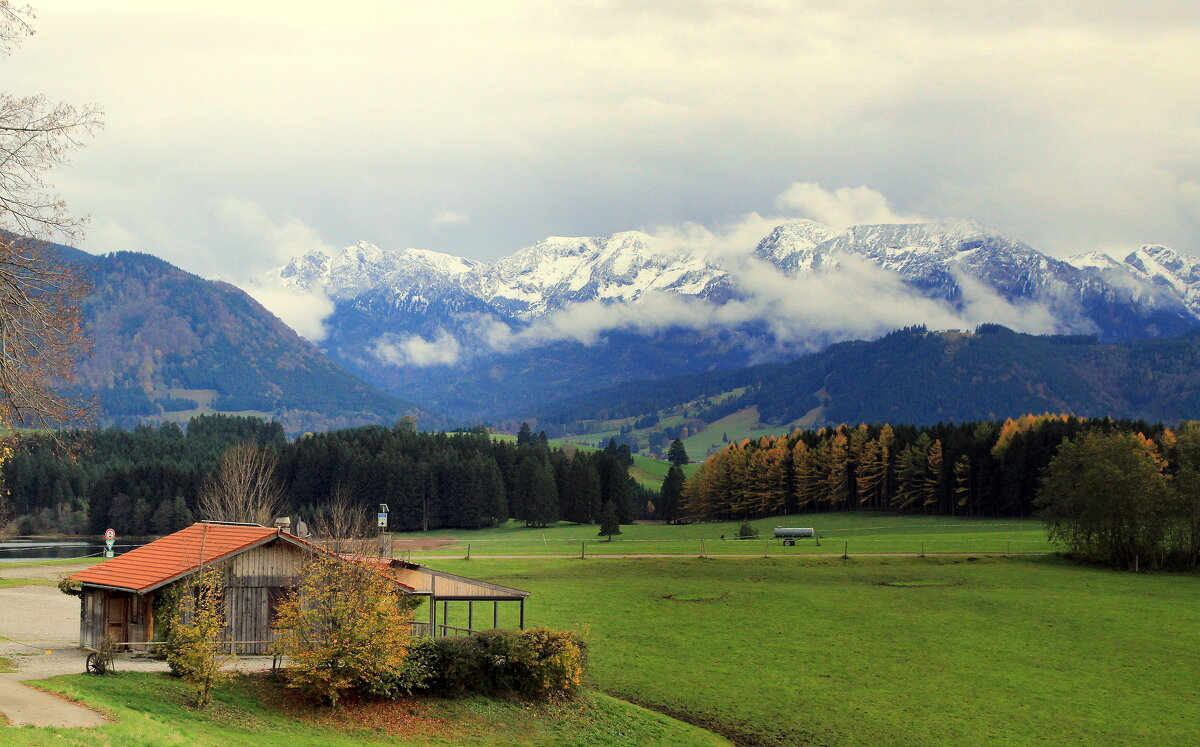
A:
[[273, 553, 418, 706]]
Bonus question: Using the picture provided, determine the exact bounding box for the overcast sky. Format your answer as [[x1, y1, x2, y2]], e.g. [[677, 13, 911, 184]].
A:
[[8, 0, 1200, 282]]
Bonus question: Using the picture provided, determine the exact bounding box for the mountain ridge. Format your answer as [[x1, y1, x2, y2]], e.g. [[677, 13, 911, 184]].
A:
[[254, 219, 1200, 420], [53, 244, 425, 433]]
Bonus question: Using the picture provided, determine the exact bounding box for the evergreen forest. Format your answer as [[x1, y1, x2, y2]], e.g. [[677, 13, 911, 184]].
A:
[[1, 415, 650, 536]]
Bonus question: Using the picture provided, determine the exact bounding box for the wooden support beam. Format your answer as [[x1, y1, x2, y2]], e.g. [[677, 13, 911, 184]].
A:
[[493, 601, 498, 629], [468, 601, 473, 632], [519, 598, 525, 630]]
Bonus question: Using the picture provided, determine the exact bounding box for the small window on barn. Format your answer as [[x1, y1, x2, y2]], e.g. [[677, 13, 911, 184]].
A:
[[267, 587, 291, 628]]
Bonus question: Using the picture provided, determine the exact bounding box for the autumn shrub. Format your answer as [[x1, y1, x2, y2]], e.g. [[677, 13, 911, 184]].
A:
[[376, 635, 440, 696], [273, 553, 418, 706], [423, 628, 587, 699], [166, 565, 236, 707]]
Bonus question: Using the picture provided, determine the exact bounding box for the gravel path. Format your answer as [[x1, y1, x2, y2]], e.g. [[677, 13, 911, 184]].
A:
[[0, 566, 272, 728]]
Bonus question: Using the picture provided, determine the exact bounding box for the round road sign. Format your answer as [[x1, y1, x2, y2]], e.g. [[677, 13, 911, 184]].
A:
[[104, 528, 115, 541]]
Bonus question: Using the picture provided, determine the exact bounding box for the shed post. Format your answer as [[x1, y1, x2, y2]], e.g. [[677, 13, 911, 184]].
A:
[[493, 601, 498, 629], [519, 598, 525, 630], [427, 597, 436, 636], [468, 601, 473, 632], [442, 600, 448, 634]]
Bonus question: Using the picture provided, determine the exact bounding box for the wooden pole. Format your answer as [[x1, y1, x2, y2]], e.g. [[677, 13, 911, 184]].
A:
[[580, 540, 586, 559], [493, 601, 498, 629], [468, 601, 473, 632], [466, 543, 471, 560], [519, 598, 525, 630], [442, 600, 448, 634], [842, 541, 848, 559]]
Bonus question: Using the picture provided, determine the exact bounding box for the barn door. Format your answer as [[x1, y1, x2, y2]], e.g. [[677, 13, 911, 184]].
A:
[[105, 595, 128, 643]]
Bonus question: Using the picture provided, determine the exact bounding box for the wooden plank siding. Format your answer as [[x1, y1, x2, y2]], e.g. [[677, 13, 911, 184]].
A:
[[223, 540, 304, 654]]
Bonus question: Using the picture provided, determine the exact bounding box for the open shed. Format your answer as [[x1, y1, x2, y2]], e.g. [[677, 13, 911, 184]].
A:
[[349, 556, 530, 636], [69, 521, 525, 653]]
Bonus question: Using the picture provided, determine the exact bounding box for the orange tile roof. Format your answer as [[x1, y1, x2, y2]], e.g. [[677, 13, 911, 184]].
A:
[[71, 523, 285, 593], [71, 522, 416, 594]]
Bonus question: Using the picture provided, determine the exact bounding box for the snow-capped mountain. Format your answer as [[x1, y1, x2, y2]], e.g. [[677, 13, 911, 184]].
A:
[[1122, 244, 1200, 316], [469, 231, 732, 317], [256, 221, 1200, 419]]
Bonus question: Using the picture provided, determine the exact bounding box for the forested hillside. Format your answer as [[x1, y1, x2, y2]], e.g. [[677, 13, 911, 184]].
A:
[[2, 416, 649, 536], [54, 245, 423, 433], [531, 325, 1200, 452]]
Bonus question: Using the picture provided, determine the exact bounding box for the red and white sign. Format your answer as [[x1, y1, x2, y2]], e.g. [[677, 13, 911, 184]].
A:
[[104, 528, 115, 541]]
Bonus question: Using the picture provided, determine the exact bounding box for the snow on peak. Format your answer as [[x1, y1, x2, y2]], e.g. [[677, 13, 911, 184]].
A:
[[1066, 251, 1125, 271]]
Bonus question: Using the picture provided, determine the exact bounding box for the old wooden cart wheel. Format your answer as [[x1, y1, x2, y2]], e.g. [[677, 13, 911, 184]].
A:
[[86, 652, 107, 675]]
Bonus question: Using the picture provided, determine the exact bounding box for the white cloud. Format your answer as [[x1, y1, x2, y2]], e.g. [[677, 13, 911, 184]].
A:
[[430, 210, 471, 227], [775, 183, 925, 229], [373, 330, 463, 367], [240, 281, 335, 342], [211, 195, 331, 268]]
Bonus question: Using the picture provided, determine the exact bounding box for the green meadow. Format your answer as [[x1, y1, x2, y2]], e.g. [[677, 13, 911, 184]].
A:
[[395, 512, 1054, 558], [434, 555, 1200, 746], [11, 673, 725, 745]]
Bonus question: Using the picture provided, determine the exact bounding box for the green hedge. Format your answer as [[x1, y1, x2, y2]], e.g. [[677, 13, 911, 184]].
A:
[[390, 628, 587, 699]]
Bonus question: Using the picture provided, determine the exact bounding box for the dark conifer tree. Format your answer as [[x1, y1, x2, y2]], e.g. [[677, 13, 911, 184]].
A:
[[667, 439, 690, 467], [517, 422, 534, 447], [660, 464, 685, 523], [598, 500, 621, 540]]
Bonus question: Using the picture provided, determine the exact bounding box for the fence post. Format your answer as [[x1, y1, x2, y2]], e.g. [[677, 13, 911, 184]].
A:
[[466, 543, 471, 560], [842, 541, 848, 559], [580, 539, 586, 559]]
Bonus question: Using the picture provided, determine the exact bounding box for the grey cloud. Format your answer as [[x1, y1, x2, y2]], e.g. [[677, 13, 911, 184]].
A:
[[7, 0, 1199, 276]]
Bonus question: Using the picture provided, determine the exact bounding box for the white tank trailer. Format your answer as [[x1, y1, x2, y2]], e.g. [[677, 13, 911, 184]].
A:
[[774, 527, 817, 546]]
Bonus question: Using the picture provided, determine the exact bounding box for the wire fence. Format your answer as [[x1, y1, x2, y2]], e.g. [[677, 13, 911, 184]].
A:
[[390, 534, 1054, 558]]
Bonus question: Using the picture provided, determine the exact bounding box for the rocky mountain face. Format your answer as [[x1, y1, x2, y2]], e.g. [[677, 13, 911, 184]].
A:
[[259, 220, 1200, 421]]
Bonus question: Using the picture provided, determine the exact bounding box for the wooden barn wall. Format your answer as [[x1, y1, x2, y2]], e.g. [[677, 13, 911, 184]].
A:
[[80, 588, 105, 648], [223, 539, 304, 654]]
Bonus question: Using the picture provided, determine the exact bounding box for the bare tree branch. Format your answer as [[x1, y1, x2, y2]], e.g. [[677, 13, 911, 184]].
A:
[[0, 3, 102, 426], [197, 443, 286, 526]]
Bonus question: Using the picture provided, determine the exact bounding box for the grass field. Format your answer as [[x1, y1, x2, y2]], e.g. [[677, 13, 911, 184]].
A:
[[430, 555, 1200, 746], [11, 673, 725, 745], [393, 512, 1054, 558]]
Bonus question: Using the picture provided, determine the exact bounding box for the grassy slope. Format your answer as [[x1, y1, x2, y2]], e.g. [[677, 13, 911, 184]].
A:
[[492, 433, 692, 490], [15, 673, 725, 746], [432, 556, 1200, 746], [394, 512, 1054, 557], [680, 406, 790, 459]]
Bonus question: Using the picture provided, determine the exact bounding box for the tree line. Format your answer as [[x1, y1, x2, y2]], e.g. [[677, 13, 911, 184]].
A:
[[1, 415, 651, 536], [677, 414, 1175, 521]]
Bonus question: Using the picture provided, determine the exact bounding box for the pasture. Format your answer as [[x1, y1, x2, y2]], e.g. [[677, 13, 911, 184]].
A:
[[395, 511, 1055, 558], [436, 555, 1200, 746]]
